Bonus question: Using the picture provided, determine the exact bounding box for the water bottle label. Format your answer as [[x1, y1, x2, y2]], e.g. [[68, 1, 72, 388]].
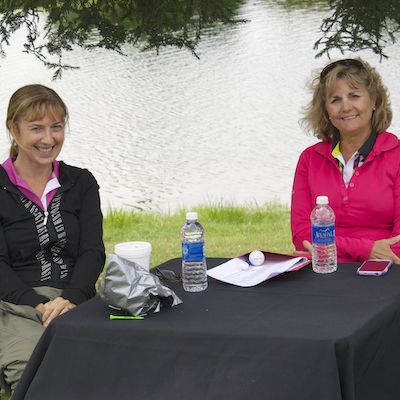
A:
[[312, 224, 335, 245], [182, 242, 204, 262]]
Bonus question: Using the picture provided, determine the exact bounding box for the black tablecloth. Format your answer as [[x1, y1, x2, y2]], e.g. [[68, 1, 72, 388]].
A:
[[13, 258, 400, 400]]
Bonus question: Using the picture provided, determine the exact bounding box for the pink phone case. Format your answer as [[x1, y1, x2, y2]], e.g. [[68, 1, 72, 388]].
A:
[[357, 259, 392, 276]]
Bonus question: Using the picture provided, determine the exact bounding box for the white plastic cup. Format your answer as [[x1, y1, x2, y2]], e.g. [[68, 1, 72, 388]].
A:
[[114, 241, 152, 270]]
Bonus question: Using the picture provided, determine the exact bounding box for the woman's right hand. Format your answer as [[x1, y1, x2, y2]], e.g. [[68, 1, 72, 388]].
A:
[[369, 235, 400, 264], [41, 297, 76, 327], [304, 237, 400, 264], [35, 303, 46, 314], [302, 240, 313, 253]]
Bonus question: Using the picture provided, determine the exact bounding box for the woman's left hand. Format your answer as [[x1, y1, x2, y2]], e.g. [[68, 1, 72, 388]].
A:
[[369, 235, 400, 264], [41, 297, 76, 327]]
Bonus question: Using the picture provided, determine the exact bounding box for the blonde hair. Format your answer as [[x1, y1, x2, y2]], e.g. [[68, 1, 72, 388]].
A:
[[301, 57, 392, 141], [6, 84, 68, 157]]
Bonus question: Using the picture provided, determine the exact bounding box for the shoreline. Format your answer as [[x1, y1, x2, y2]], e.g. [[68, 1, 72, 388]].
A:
[[103, 201, 293, 268], [101, 197, 292, 216]]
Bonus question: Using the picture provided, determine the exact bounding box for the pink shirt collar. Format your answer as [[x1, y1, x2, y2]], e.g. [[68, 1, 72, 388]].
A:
[[2, 158, 61, 210]]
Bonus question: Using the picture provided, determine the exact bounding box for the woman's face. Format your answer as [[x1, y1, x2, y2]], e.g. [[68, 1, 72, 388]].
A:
[[325, 78, 375, 139], [12, 113, 65, 169]]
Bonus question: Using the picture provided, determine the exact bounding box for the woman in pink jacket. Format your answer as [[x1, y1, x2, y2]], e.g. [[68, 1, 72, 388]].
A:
[[291, 58, 400, 263]]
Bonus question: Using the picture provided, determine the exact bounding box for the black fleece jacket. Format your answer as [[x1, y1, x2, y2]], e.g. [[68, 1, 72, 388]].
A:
[[0, 162, 105, 307]]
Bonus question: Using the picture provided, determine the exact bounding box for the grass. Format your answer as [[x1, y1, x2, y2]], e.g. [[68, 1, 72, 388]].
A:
[[103, 202, 294, 267]]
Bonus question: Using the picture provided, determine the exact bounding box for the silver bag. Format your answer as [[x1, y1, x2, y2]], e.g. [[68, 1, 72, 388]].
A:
[[98, 254, 183, 316]]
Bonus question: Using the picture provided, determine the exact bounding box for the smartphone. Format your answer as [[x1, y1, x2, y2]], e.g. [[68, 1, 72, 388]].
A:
[[356, 259, 393, 276]]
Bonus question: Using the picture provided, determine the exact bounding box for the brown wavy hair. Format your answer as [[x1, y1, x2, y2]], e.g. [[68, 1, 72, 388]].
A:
[[300, 57, 392, 141], [6, 84, 69, 157]]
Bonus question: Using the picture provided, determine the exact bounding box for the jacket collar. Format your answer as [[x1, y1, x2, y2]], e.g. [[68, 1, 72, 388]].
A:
[[331, 131, 377, 159], [0, 166, 18, 194], [0, 161, 75, 195], [316, 131, 399, 161], [57, 161, 75, 193]]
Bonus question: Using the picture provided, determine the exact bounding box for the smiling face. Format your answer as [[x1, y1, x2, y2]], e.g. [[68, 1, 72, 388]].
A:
[[325, 78, 375, 140], [11, 113, 65, 170]]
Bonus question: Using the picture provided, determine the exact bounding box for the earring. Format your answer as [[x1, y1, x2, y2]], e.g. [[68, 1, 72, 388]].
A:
[[11, 139, 19, 154]]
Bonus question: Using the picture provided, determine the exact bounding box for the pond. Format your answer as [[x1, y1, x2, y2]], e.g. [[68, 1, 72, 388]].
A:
[[0, 0, 399, 212]]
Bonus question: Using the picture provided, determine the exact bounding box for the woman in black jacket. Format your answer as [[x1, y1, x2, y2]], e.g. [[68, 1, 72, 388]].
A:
[[0, 84, 105, 396]]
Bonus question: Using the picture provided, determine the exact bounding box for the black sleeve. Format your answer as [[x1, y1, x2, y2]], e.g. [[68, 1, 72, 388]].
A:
[[61, 170, 105, 305], [0, 221, 49, 307]]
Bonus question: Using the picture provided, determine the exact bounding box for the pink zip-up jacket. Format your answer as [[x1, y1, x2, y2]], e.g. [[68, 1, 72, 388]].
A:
[[291, 131, 400, 262]]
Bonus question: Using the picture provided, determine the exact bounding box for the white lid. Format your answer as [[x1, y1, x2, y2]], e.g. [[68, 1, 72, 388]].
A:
[[316, 195, 329, 205], [114, 241, 152, 257], [186, 211, 198, 221]]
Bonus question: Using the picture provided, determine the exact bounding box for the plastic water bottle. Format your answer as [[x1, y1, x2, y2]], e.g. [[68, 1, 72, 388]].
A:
[[311, 195, 337, 273], [181, 211, 208, 292]]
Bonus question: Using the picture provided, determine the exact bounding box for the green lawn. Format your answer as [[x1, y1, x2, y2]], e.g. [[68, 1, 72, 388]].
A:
[[103, 202, 294, 267]]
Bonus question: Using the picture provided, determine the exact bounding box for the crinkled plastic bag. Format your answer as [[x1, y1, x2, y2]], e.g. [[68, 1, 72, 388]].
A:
[[98, 254, 182, 316]]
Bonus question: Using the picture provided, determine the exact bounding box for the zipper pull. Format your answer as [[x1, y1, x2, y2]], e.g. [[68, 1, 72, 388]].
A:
[[43, 211, 49, 226]]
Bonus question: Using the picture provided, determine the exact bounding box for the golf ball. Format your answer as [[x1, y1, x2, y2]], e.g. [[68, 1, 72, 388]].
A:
[[249, 250, 265, 266]]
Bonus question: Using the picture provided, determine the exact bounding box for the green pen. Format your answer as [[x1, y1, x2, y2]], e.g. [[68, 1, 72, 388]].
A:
[[109, 315, 144, 320]]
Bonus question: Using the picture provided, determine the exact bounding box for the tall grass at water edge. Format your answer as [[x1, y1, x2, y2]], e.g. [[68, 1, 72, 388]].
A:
[[103, 202, 294, 267]]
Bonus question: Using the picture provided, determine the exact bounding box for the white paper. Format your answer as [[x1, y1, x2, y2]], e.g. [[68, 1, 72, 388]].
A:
[[207, 256, 308, 287]]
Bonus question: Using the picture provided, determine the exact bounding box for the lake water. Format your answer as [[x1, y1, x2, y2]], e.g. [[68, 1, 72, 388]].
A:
[[0, 0, 399, 213]]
